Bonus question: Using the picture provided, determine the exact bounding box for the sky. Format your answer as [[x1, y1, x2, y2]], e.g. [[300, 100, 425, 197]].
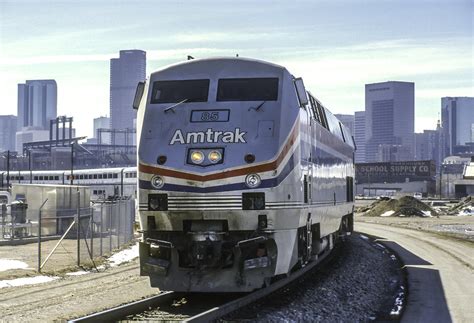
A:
[[0, 0, 472, 138]]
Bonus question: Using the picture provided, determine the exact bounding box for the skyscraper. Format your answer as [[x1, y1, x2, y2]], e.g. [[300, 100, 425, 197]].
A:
[[354, 111, 366, 163], [0, 115, 17, 152], [110, 50, 146, 132], [17, 80, 57, 130], [365, 81, 414, 162], [334, 114, 355, 136], [414, 129, 439, 161], [441, 97, 474, 157]]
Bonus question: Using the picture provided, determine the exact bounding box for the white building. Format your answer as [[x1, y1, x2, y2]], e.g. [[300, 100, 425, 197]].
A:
[[453, 158, 474, 197], [15, 127, 49, 153], [94, 116, 110, 144]]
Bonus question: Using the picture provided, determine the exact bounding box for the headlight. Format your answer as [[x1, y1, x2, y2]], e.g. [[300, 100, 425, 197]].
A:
[[150, 175, 164, 189], [190, 150, 205, 164], [245, 173, 261, 188], [208, 150, 222, 163], [187, 148, 224, 166]]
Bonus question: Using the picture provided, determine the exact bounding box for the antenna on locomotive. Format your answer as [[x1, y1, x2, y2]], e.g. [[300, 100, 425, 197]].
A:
[[187, 55, 194, 60]]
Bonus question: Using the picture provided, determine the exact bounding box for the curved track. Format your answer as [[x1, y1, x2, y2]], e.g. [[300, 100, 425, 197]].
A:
[[356, 222, 474, 323]]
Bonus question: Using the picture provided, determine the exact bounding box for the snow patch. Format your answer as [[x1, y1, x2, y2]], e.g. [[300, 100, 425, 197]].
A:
[[380, 210, 395, 217], [458, 208, 474, 216], [0, 275, 58, 289], [0, 259, 29, 272], [421, 210, 432, 217], [107, 243, 139, 267], [375, 243, 386, 250], [66, 270, 89, 276], [390, 286, 405, 317]]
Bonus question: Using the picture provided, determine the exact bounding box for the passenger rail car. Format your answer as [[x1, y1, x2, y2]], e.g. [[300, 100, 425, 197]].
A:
[[136, 57, 355, 292], [0, 167, 137, 199]]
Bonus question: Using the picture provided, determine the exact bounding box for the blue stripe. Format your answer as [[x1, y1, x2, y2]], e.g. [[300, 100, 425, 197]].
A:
[[140, 151, 296, 193]]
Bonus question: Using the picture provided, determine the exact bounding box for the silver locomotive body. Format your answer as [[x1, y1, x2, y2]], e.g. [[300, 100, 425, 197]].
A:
[[136, 58, 354, 292]]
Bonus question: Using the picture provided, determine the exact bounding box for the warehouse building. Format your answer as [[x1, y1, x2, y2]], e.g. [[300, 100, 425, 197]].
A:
[[355, 160, 436, 197]]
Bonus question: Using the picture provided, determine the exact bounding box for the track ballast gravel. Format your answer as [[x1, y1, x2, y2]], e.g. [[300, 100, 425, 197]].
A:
[[223, 234, 403, 322]]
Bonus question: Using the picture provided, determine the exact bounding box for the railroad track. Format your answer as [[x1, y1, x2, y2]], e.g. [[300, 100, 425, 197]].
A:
[[69, 244, 338, 322]]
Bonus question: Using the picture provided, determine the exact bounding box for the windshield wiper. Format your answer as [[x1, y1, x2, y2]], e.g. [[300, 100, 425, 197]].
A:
[[164, 98, 188, 113], [248, 101, 266, 111]]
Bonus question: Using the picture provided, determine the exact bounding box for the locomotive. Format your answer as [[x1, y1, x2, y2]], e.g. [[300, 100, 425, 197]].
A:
[[135, 57, 355, 292]]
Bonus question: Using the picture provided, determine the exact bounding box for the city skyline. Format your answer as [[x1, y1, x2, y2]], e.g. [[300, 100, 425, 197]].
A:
[[110, 49, 146, 133], [0, 0, 472, 138]]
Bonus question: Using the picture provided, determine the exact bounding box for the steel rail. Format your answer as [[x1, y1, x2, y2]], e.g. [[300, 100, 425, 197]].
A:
[[186, 247, 334, 322], [67, 291, 180, 323], [69, 243, 339, 322]]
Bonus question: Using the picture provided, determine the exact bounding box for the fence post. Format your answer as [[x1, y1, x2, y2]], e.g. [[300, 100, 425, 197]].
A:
[[131, 200, 134, 241], [1, 204, 6, 239], [37, 198, 48, 272], [77, 189, 80, 267], [129, 200, 133, 241], [90, 208, 93, 260], [117, 200, 121, 247], [100, 202, 103, 256], [109, 203, 112, 252]]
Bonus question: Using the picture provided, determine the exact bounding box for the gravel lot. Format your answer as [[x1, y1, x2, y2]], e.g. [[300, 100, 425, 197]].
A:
[[356, 215, 474, 241], [224, 234, 404, 322]]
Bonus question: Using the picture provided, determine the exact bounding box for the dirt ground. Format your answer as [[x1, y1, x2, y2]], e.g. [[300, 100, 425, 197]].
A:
[[356, 214, 474, 242], [0, 258, 160, 322], [0, 235, 127, 280]]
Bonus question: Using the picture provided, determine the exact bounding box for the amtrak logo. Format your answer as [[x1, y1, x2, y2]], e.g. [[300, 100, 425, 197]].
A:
[[169, 128, 247, 145]]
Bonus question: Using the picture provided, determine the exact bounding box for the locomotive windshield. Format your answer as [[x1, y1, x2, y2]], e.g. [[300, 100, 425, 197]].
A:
[[150, 79, 210, 103], [217, 78, 278, 101]]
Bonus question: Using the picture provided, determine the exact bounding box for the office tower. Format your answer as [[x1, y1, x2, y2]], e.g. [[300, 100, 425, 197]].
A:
[[0, 115, 17, 152], [414, 129, 440, 164], [335, 114, 355, 136], [354, 111, 366, 163], [365, 81, 414, 162], [94, 116, 110, 144], [110, 50, 146, 133], [441, 97, 474, 157], [17, 80, 57, 130]]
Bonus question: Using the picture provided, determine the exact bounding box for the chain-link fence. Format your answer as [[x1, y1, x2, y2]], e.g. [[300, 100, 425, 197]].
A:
[[1, 199, 135, 273]]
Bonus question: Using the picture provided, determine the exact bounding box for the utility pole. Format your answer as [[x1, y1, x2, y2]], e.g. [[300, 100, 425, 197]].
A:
[[70, 142, 74, 185], [28, 150, 32, 184], [439, 165, 443, 198], [6, 150, 10, 192]]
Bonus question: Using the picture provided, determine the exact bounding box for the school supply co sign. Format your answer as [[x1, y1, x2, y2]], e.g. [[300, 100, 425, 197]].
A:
[[355, 160, 436, 184]]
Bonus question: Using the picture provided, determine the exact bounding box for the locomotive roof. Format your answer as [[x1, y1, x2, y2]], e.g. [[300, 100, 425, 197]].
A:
[[149, 57, 288, 78]]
